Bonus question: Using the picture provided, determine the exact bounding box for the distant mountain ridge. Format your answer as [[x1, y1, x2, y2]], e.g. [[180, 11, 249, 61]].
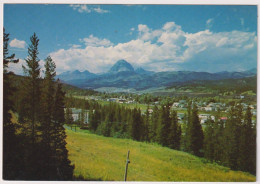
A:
[[109, 59, 135, 73], [56, 60, 257, 91]]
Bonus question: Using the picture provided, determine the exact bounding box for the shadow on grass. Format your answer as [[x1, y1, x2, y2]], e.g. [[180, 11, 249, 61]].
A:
[[73, 174, 102, 181]]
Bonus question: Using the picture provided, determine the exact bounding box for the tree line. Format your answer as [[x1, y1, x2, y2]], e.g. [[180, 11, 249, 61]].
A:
[[65, 97, 256, 175], [3, 30, 74, 180]]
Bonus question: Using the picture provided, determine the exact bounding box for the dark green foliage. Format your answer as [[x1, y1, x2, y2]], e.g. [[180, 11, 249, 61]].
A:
[[203, 104, 256, 175], [52, 80, 74, 180], [21, 33, 41, 145], [168, 110, 181, 150], [186, 104, 204, 156], [40, 56, 57, 178], [89, 109, 101, 132], [238, 107, 256, 174], [156, 104, 171, 146], [223, 104, 242, 169], [3, 29, 20, 179], [3, 33, 74, 180], [129, 108, 144, 141], [65, 108, 74, 124], [204, 120, 215, 161], [150, 105, 159, 142]]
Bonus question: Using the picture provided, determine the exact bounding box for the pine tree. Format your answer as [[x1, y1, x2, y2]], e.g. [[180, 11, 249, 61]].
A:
[[52, 79, 74, 180], [213, 119, 225, 164], [65, 108, 73, 125], [39, 56, 57, 179], [157, 104, 171, 146], [238, 106, 256, 174], [129, 108, 143, 141], [187, 104, 204, 156], [204, 119, 215, 161], [223, 103, 242, 170], [3, 29, 20, 179], [21, 33, 41, 145], [143, 105, 151, 142], [150, 105, 159, 142], [18, 33, 42, 179], [168, 109, 181, 150]]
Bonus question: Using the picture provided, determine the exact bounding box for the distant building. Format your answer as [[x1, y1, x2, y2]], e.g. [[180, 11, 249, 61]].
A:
[[198, 114, 215, 124], [177, 113, 185, 122], [219, 117, 228, 123], [107, 98, 118, 102], [71, 108, 89, 123]]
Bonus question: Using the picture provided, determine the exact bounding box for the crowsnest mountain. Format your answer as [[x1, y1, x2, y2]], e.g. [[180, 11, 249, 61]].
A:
[[109, 59, 135, 73], [56, 60, 256, 91]]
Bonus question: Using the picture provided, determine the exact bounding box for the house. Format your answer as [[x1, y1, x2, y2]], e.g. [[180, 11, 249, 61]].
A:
[[107, 98, 118, 102], [177, 113, 185, 122], [219, 117, 227, 123], [118, 99, 126, 103], [172, 102, 180, 108], [179, 100, 187, 104], [148, 109, 153, 114], [251, 109, 257, 116], [71, 108, 89, 123], [204, 106, 213, 111], [198, 114, 215, 124]]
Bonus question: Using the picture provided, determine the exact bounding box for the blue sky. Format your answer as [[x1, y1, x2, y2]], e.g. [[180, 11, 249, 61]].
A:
[[4, 4, 257, 74]]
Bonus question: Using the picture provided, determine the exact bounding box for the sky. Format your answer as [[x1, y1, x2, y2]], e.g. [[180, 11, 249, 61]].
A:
[[4, 4, 257, 74]]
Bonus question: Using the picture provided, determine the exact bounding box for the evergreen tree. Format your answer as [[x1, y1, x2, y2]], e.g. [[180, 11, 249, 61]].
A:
[[238, 107, 256, 174], [65, 108, 73, 125], [21, 33, 41, 145], [150, 105, 159, 142], [180, 113, 189, 152], [168, 110, 181, 150], [89, 108, 101, 132], [143, 106, 151, 142], [19, 33, 42, 178], [223, 103, 243, 170], [187, 104, 204, 156], [39, 56, 57, 179], [129, 108, 143, 141], [52, 80, 74, 180], [213, 119, 225, 164], [204, 119, 215, 161], [3, 29, 20, 179], [157, 104, 171, 146]]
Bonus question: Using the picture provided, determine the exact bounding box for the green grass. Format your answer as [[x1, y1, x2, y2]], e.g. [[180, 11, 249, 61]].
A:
[[66, 128, 255, 182]]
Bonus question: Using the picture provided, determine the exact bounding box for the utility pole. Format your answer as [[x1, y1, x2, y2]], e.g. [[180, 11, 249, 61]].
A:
[[124, 150, 130, 181]]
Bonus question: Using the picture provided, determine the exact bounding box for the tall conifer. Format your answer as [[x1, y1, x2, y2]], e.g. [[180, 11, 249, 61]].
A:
[[3, 29, 20, 179]]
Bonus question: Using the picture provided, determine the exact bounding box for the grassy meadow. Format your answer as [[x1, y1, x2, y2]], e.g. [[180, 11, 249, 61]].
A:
[[66, 128, 255, 182]]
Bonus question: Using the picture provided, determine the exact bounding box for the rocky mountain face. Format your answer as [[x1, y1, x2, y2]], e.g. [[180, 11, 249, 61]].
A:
[[56, 60, 256, 90]]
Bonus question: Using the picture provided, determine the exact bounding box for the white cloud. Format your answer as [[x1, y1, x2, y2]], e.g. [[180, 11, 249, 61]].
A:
[[206, 18, 214, 29], [9, 39, 26, 49], [138, 24, 149, 32], [240, 18, 245, 26], [71, 44, 81, 48], [93, 6, 110, 14], [70, 4, 110, 14], [8, 59, 45, 76], [49, 21, 257, 74], [80, 35, 113, 47]]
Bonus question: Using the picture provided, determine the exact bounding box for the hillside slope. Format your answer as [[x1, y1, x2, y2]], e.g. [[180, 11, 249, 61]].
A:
[[66, 128, 255, 182]]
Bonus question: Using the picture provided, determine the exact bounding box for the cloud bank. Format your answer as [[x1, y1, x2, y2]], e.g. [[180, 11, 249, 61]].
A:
[[70, 5, 110, 14], [9, 38, 26, 49], [49, 21, 257, 74]]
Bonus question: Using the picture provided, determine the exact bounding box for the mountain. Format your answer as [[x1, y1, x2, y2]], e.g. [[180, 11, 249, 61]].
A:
[[56, 69, 96, 82], [242, 68, 257, 75], [109, 59, 135, 73], [135, 67, 154, 75], [57, 60, 257, 91]]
